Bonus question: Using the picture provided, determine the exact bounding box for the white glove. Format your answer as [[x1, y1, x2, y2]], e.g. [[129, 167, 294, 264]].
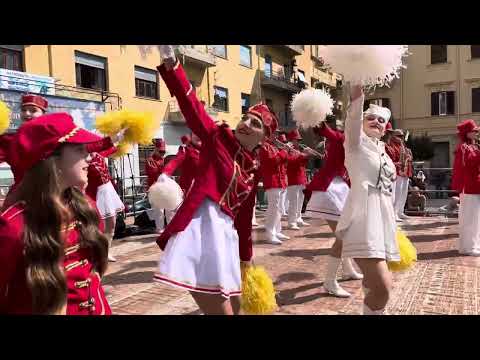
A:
[[158, 45, 176, 61], [111, 128, 126, 145]]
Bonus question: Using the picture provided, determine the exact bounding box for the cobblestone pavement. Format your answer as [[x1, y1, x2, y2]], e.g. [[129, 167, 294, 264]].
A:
[[104, 211, 480, 315]]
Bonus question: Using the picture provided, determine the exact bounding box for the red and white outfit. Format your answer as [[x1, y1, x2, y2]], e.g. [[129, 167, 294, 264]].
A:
[[153, 60, 274, 297], [385, 136, 413, 220], [259, 140, 289, 244], [285, 129, 309, 228], [307, 123, 350, 222], [452, 119, 480, 255], [0, 113, 111, 314], [277, 134, 289, 217], [85, 143, 124, 220]]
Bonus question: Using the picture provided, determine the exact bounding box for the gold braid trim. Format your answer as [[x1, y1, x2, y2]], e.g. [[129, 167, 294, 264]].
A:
[[58, 127, 80, 143]]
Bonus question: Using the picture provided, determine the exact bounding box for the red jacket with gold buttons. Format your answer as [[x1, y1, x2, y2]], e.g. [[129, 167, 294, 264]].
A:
[[0, 198, 111, 315], [156, 60, 258, 261], [162, 144, 201, 194], [259, 141, 288, 190], [453, 142, 480, 194], [286, 148, 309, 186], [85, 149, 117, 201], [145, 154, 165, 189], [385, 140, 413, 178], [307, 123, 350, 192]]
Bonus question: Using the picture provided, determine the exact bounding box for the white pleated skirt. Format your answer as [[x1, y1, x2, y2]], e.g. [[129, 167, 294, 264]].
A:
[[339, 186, 399, 261], [308, 177, 349, 221], [154, 198, 242, 298], [96, 181, 124, 219], [458, 193, 480, 254]]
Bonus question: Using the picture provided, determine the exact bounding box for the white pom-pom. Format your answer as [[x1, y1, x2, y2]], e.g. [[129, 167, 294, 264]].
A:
[[137, 45, 181, 59], [148, 174, 183, 211], [317, 45, 409, 88], [291, 88, 334, 129]]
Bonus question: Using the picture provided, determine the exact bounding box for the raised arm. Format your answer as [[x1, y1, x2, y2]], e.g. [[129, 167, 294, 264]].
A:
[[157, 51, 216, 142], [344, 85, 365, 150]]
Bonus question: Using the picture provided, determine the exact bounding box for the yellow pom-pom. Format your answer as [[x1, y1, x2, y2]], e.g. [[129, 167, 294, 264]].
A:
[[95, 109, 160, 146], [388, 229, 417, 272], [241, 264, 277, 315], [122, 110, 159, 145], [112, 141, 132, 158], [0, 100, 12, 135]]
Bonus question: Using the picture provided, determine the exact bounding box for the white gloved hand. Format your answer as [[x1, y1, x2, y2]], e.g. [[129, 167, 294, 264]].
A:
[[158, 45, 176, 61], [111, 128, 127, 144]]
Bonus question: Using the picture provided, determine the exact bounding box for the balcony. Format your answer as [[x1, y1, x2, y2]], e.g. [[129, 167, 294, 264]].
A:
[[175, 45, 216, 67], [168, 99, 218, 124], [281, 45, 304, 56], [260, 69, 303, 93]]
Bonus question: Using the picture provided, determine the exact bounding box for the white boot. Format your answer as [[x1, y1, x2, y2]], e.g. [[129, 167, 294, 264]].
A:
[[342, 258, 363, 280], [288, 223, 301, 230], [266, 232, 283, 245], [297, 218, 310, 227], [324, 256, 351, 298], [276, 233, 290, 240]]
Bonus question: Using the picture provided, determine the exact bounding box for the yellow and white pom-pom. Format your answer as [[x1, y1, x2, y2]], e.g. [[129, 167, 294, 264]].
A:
[[387, 229, 417, 272], [241, 264, 277, 315], [112, 141, 133, 159], [95, 109, 160, 146], [148, 174, 183, 211], [0, 100, 11, 135], [291, 88, 334, 129], [317, 45, 409, 88]]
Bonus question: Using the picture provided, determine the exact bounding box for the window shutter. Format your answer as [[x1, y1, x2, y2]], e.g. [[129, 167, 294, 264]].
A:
[[472, 88, 480, 113], [431, 92, 439, 116], [447, 91, 455, 115]]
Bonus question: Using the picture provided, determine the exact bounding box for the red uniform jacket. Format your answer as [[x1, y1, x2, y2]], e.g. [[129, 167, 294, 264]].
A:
[[385, 140, 412, 178], [145, 154, 165, 189], [85, 147, 116, 201], [0, 199, 111, 315], [286, 149, 309, 186], [307, 123, 350, 192], [452, 142, 480, 194], [156, 60, 258, 261], [259, 141, 288, 190], [162, 144, 201, 194]]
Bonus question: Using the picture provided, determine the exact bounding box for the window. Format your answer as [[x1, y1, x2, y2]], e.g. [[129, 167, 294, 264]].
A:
[[264, 55, 272, 77], [241, 93, 250, 114], [213, 86, 229, 112], [75, 51, 107, 91], [472, 88, 480, 112], [135, 66, 158, 99], [431, 45, 447, 64], [240, 45, 252, 68], [297, 69, 307, 88], [471, 46, 480, 59], [431, 91, 455, 116], [208, 45, 227, 58], [0, 46, 23, 71]]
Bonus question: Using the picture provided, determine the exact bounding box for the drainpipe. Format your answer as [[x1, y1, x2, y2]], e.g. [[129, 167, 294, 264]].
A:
[[48, 45, 53, 77], [456, 45, 461, 124]]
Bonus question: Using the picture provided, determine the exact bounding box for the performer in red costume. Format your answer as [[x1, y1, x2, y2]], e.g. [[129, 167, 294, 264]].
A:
[[153, 46, 275, 315], [259, 132, 290, 244], [0, 113, 111, 315], [145, 139, 166, 189], [452, 119, 480, 256], [306, 120, 363, 297], [277, 133, 289, 218], [85, 141, 124, 262], [1, 95, 48, 200], [285, 129, 313, 230], [385, 128, 413, 222]]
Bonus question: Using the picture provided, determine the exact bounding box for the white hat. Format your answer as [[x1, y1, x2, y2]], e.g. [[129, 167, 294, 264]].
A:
[[363, 104, 391, 123]]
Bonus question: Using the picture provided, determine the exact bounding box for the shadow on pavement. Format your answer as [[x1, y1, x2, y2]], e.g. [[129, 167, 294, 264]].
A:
[[272, 248, 331, 261], [303, 232, 335, 239], [401, 221, 457, 231], [103, 270, 155, 286], [276, 281, 330, 306], [417, 250, 461, 261], [274, 271, 316, 285], [409, 233, 458, 243]]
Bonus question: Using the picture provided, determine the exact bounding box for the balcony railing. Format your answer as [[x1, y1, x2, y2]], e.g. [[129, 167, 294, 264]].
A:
[[175, 45, 216, 67], [168, 98, 218, 123], [261, 69, 303, 93], [281, 45, 304, 55]]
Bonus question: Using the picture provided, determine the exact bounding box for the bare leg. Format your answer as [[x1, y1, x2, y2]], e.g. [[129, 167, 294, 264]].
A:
[[190, 292, 234, 315], [354, 258, 392, 314], [230, 295, 242, 315], [104, 215, 117, 262]]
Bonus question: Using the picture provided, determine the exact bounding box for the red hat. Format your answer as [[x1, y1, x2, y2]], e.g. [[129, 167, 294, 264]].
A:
[[13, 113, 102, 173], [181, 135, 191, 144], [278, 134, 287, 143], [246, 103, 278, 138], [154, 138, 166, 151], [287, 129, 302, 141], [21, 94, 48, 111], [457, 119, 479, 136]]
